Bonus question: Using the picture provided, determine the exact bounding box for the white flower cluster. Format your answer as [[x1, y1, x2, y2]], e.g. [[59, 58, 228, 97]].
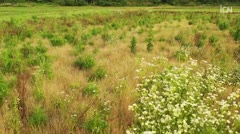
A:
[[129, 58, 240, 134]]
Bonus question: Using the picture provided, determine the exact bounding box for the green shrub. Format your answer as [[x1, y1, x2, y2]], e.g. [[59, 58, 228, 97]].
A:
[[89, 67, 107, 81], [0, 74, 8, 106], [218, 21, 229, 30], [111, 22, 120, 30], [83, 112, 108, 134], [81, 33, 92, 44], [0, 48, 24, 73], [195, 33, 206, 48], [74, 55, 96, 70], [41, 31, 54, 39], [209, 35, 219, 47], [197, 39, 205, 48], [232, 29, 240, 41], [91, 27, 102, 36], [50, 37, 65, 47], [74, 43, 85, 54], [29, 106, 48, 126], [146, 38, 154, 52], [130, 37, 137, 54], [4, 36, 18, 48], [175, 32, 184, 43], [64, 34, 76, 45], [175, 50, 188, 62], [83, 82, 99, 96]]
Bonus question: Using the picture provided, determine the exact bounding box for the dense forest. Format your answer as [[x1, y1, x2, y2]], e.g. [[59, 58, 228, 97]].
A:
[[0, 0, 239, 6]]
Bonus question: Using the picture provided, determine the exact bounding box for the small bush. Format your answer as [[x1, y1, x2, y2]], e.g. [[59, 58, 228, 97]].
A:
[[146, 38, 154, 52], [0, 74, 8, 106], [175, 32, 184, 43], [218, 21, 229, 30], [209, 35, 219, 47], [91, 27, 102, 36], [0, 48, 23, 73], [41, 31, 53, 39], [29, 106, 48, 126], [195, 33, 207, 48], [74, 43, 85, 54], [130, 37, 137, 54], [83, 112, 108, 134], [89, 67, 107, 81], [83, 82, 99, 96], [175, 50, 188, 62], [232, 29, 240, 41], [74, 55, 96, 70], [111, 22, 120, 30], [50, 37, 65, 47], [197, 39, 205, 48], [64, 34, 76, 45]]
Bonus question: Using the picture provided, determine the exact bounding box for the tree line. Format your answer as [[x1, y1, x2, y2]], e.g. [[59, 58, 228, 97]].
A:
[[0, 0, 239, 6]]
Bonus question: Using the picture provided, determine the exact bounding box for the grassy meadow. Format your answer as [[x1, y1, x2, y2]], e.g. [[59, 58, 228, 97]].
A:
[[0, 5, 240, 134]]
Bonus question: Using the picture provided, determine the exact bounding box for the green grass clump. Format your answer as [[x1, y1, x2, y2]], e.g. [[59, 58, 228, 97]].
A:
[[218, 21, 229, 30], [64, 34, 76, 45], [29, 106, 48, 127], [209, 35, 219, 47], [130, 37, 137, 54], [50, 37, 65, 47], [195, 33, 207, 48], [89, 67, 107, 81], [74, 55, 96, 70], [83, 112, 108, 134], [0, 74, 8, 106], [83, 82, 99, 96]]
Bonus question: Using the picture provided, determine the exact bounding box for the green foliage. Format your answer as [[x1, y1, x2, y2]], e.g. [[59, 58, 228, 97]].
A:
[[0, 48, 25, 74], [83, 82, 99, 96], [50, 36, 65, 47], [209, 35, 219, 47], [218, 21, 229, 31], [74, 55, 96, 70], [74, 43, 85, 54], [175, 50, 188, 62], [89, 67, 107, 81], [83, 112, 108, 134], [146, 38, 154, 52], [41, 31, 54, 39], [111, 22, 120, 30], [195, 33, 207, 48], [91, 27, 102, 36], [81, 33, 92, 44], [3, 36, 18, 48], [232, 29, 240, 41], [0, 74, 8, 106], [34, 88, 44, 102], [64, 34, 76, 45], [29, 106, 48, 126], [130, 37, 137, 54], [175, 32, 184, 43]]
